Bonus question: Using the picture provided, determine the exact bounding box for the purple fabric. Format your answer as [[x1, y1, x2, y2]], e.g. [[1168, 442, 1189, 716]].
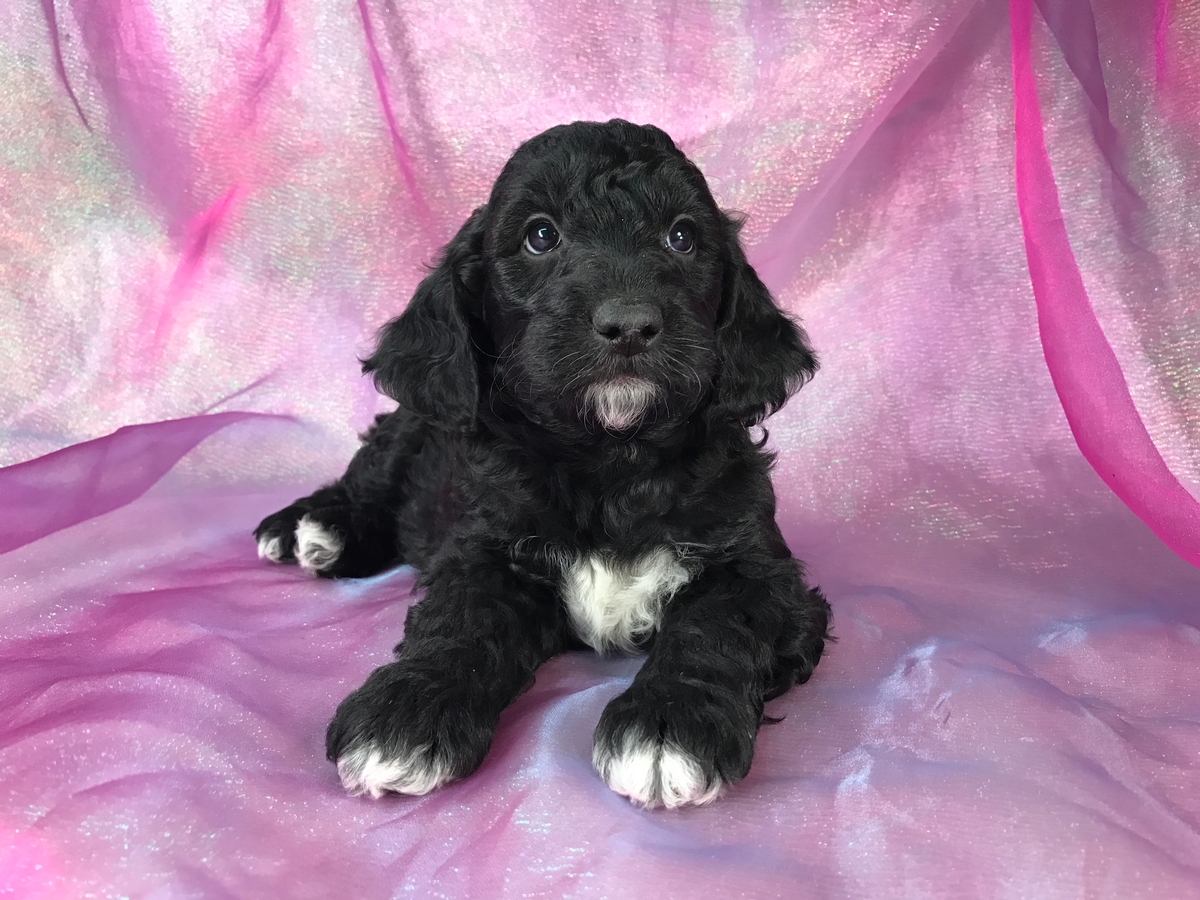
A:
[[1155, 0, 1172, 87], [3, 1, 1200, 897], [0, 411, 271, 555]]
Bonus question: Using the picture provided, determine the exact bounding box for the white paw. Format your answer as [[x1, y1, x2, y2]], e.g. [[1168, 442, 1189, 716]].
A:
[[593, 735, 724, 809], [295, 515, 343, 574], [256, 534, 284, 562], [336, 743, 453, 798]]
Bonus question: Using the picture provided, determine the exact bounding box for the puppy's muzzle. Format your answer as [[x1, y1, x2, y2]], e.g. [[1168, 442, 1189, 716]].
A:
[[593, 299, 663, 357]]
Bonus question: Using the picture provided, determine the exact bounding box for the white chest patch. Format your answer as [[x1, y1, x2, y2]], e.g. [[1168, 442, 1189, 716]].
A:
[[561, 548, 692, 653]]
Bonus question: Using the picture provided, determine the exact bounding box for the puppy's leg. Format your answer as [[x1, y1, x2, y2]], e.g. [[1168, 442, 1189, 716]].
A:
[[253, 483, 351, 566], [593, 558, 829, 809], [253, 412, 423, 577], [326, 549, 568, 797], [256, 489, 404, 578]]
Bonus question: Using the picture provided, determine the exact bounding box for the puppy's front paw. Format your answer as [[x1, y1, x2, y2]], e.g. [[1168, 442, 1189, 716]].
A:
[[592, 680, 758, 809], [334, 741, 452, 798], [326, 662, 495, 799], [594, 732, 724, 809]]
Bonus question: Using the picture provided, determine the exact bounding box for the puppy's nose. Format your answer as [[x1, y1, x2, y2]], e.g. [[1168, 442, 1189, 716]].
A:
[[592, 300, 663, 356]]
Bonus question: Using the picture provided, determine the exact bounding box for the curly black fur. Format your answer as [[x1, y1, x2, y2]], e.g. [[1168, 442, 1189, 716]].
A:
[[255, 120, 831, 807]]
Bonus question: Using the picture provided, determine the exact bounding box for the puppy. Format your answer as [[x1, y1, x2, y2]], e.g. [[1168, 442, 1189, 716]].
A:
[[255, 120, 831, 809]]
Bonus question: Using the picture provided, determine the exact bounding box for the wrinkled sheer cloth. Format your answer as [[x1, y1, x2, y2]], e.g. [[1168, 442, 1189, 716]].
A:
[[2, 1, 1199, 897]]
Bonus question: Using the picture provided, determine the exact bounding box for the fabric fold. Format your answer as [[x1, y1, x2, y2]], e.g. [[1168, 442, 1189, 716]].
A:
[[1009, 0, 1200, 569], [0, 411, 278, 555]]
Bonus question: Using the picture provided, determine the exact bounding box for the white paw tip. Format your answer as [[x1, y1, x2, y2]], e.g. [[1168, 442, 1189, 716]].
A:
[[257, 535, 283, 562], [336, 744, 452, 799], [594, 737, 723, 809], [295, 515, 343, 574]]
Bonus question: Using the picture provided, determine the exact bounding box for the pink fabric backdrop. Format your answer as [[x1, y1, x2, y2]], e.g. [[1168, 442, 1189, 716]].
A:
[[3, 0, 1199, 896]]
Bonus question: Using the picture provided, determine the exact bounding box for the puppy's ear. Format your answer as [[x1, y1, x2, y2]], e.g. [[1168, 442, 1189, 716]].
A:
[[362, 207, 487, 427], [714, 216, 818, 425]]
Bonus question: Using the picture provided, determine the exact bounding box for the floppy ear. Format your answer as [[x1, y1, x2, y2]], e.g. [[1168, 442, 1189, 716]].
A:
[[362, 207, 487, 427], [714, 217, 818, 425]]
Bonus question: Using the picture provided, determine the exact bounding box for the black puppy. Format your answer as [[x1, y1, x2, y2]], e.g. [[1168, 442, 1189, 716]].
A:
[[255, 120, 830, 809]]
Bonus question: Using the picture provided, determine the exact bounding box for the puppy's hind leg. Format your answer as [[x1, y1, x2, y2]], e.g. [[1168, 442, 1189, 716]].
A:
[[291, 502, 401, 578], [254, 483, 349, 567], [254, 411, 419, 578]]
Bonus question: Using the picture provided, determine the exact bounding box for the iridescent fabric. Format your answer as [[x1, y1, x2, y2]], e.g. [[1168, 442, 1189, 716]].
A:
[[2, 1, 1199, 896]]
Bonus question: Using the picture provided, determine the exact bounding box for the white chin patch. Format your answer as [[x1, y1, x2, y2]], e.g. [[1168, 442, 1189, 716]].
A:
[[294, 515, 343, 575], [336, 743, 452, 798], [257, 534, 284, 562], [594, 735, 724, 809], [584, 379, 661, 431]]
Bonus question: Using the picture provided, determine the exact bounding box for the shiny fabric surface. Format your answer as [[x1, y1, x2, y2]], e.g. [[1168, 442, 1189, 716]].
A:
[[2, 0, 1199, 896]]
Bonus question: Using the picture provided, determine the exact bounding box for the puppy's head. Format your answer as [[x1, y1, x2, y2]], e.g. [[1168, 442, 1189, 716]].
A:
[[365, 120, 816, 436]]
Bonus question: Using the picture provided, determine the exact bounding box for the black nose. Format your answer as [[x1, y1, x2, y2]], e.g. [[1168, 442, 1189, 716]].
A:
[[592, 300, 663, 356]]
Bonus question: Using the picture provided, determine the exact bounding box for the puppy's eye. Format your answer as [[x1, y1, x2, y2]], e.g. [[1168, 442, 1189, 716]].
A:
[[524, 220, 560, 255], [666, 222, 695, 254]]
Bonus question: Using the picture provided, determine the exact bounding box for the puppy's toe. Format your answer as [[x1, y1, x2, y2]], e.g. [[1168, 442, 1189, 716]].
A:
[[593, 680, 757, 809], [256, 534, 285, 562], [335, 743, 454, 798], [593, 732, 724, 809], [295, 515, 344, 575], [254, 509, 301, 564]]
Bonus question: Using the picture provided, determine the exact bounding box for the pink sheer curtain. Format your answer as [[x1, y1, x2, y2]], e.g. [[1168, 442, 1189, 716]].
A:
[[1011, 0, 1200, 568]]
